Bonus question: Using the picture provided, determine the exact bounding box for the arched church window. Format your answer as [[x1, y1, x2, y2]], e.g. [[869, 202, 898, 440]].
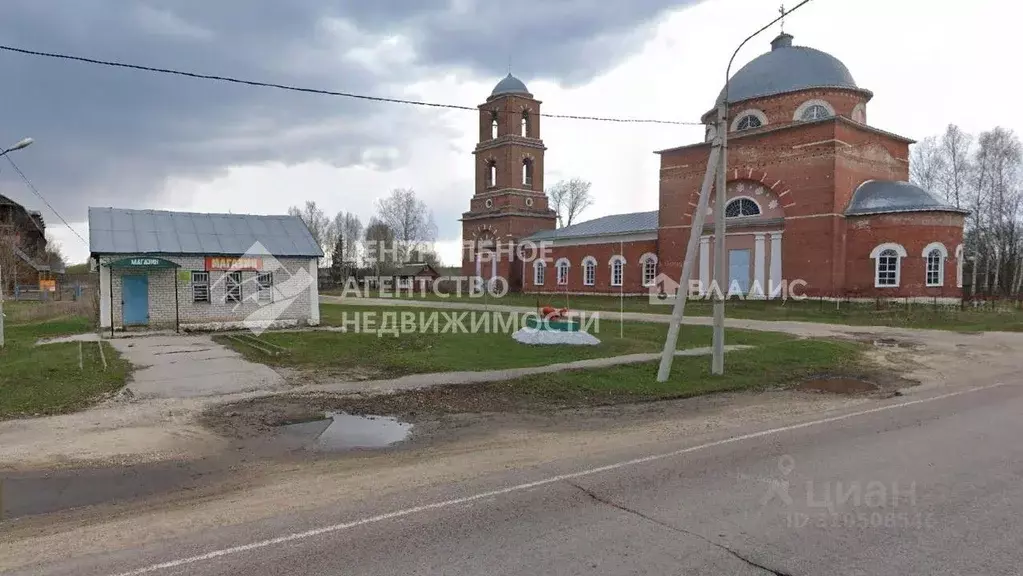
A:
[[487, 161, 497, 188], [800, 104, 832, 121], [736, 114, 762, 131], [522, 158, 534, 187], [491, 111, 499, 139], [521, 111, 530, 137], [725, 197, 761, 218]]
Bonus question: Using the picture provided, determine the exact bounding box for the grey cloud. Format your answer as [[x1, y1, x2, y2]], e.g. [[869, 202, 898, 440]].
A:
[[0, 0, 702, 240]]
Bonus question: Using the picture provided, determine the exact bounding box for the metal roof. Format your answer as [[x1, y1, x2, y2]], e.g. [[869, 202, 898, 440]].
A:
[[88, 207, 324, 257], [527, 211, 657, 241], [718, 33, 868, 105], [845, 180, 969, 216], [490, 73, 531, 97]]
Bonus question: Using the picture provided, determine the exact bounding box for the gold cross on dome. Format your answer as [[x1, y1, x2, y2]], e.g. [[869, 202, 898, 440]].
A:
[[779, 3, 786, 33]]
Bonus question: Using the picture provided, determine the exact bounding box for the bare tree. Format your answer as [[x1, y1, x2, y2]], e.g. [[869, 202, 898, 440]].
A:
[[941, 124, 973, 210], [547, 178, 594, 227], [328, 212, 363, 281], [909, 136, 947, 197], [363, 217, 397, 275], [374, 188, 436, 264], [287, 201, 330, 256]]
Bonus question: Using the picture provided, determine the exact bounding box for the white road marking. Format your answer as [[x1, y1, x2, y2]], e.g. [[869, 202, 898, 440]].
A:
[[108, 381, 1009, 576]]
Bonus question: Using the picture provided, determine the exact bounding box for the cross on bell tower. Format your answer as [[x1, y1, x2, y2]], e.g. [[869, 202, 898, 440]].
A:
[[779, 3, 786, 33]]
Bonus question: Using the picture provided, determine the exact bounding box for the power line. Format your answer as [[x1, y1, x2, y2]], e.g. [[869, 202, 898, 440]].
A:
[[3, 155, 88, 246], [0, 44, 704, 127]]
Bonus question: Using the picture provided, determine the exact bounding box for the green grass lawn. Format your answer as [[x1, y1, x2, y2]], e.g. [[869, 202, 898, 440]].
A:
[[216, 303, 793, 378], [296, 338, 873, 416], [491, 338, 868, 404], [325, 290, 1023, 332], [0, 316, 131, 419]]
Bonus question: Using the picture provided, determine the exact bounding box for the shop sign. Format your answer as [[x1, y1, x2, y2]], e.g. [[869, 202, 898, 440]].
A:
[[205, 256, 263, 271]]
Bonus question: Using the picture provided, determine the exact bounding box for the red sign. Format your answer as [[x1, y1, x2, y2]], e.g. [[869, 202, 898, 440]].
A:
[[205, 257, 263, 271]]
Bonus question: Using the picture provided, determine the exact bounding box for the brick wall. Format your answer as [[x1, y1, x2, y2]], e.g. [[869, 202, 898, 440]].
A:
[[845, 213, 965, 298], [100, 254, 318, 330], [521, 239, 658, 295]]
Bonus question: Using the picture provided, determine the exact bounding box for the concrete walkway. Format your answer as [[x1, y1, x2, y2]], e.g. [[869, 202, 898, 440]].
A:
[[294, 345, 752, 395], [109, 334, 286, 400]]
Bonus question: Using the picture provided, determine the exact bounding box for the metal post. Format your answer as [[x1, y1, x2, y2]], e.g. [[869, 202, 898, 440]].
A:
[[109, 267, 114, 338], [174, 269, 180, 333], [712, 102, 728, 375], [656, 131, 723, 381]]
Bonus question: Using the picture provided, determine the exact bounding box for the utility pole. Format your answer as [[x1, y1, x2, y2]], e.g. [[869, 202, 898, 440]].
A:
[[656, 129, 722, 381], [711, 101, 728, 374], [656, 0, 813, 380], [0, 265, 5, 348], [0, 137, 35, 348]]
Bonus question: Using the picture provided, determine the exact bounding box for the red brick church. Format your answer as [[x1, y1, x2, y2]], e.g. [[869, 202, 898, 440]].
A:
[[461, 32, 967, 299]]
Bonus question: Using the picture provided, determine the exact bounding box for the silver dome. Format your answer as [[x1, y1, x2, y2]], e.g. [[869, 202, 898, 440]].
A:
[[490, 73, 531, 97], [719, 33, 866, 104]]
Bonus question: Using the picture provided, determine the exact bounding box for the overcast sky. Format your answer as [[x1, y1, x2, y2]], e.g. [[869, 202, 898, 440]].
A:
[[1, 0, 1016, 265]]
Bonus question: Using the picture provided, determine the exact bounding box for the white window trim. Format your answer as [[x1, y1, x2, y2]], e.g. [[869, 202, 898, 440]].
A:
[[533, 260, 546, 285], [793, 99, 835, 122], [730, 109, 768, 132], [955, 244, 964, 288], [922, 242, 948, 287], [609, 255, 626, 287], [871, 243, 906, 288], [555, 257, 570, 285], [852, 103, 866, 124], [724, 196, 763, 218], [640, 253, 658, 287], [582, 256, 597, 286]]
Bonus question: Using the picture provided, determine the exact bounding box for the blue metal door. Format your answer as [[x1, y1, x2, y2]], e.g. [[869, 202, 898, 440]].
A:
[[122, 275, 149, 326], [728, 249, 751, 294]]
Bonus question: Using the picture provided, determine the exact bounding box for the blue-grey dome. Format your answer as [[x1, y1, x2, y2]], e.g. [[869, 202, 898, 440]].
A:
[[718, 33, 865, 104], [490, 73, 531, 97], [846, 180, 968, 216]]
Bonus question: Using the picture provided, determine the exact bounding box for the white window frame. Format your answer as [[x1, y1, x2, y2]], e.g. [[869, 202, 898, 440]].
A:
[[582, 256, 596, 286], [640, 253, 658, 287], [870, 243, 907, 288], [793, 99, 835, 122], [555, 258, 570, 285], [533, 260, 545, 286], [609, 255, 626, 287], [724, 196, 762, 218], [922, 242, 948, 287], [955, 244, 964, 288], [257, 271, 273, 302], [225, 271, 243, 303], [191, 271, 210, 303], [730, 109, 767, 132]]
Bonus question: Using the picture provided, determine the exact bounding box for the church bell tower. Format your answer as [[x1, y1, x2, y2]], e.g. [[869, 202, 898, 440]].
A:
[[460, 73, 557, 289]]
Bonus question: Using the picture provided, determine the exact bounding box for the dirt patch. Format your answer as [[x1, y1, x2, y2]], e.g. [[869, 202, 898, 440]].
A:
[[796, 378, 880, 395]]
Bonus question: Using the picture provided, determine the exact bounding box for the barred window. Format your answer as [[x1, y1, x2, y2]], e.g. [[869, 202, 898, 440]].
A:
[[257, 272, 273, 302], [226, 271, 242, 303], [191, 271, 210, 303]]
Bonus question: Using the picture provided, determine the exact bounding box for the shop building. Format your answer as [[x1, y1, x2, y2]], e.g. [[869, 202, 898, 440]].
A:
[[89, 207, 323, 332]]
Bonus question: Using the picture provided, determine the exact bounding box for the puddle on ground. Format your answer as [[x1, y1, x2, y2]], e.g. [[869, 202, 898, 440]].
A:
[[870, 337, 922, 349], [797, 378, 880, 395], [280, 413, 412, 451]]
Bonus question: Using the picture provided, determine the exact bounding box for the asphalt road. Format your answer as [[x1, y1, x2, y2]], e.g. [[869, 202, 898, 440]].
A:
[[8, 381, 1023, 576]]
